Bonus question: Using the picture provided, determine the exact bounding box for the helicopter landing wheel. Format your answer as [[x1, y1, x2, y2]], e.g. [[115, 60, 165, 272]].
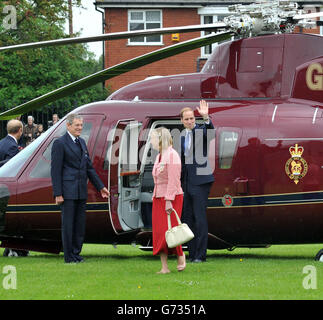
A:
[[314, 249, 323, 262], [3, 248, 29, 257]]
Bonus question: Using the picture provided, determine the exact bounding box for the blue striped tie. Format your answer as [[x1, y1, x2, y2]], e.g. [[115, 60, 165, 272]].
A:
[[184, 131, 191, 156]]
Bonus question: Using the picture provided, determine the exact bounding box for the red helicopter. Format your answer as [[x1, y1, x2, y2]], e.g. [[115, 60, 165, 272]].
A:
[[1, 0, 323, 259]]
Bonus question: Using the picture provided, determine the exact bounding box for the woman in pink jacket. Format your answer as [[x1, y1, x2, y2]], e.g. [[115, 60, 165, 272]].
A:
[[150, 127, 186, 274]]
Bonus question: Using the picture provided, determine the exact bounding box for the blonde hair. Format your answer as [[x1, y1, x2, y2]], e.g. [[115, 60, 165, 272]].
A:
[[151, 127, 173, 152]]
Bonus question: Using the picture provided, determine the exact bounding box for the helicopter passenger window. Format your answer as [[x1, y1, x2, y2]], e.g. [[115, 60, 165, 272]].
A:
[[219, 131, 238, 169], [29, 122, 93, 179]]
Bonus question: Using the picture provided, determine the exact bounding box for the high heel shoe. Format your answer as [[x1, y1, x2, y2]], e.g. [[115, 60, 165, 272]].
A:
[[177, 254, 186, 272]]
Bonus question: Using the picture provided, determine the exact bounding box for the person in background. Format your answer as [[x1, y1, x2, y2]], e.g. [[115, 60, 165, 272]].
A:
[[48, 114, 59, 128], [23, 115, 38, 146], [0, 119, 23, 167], [150, 127, 186, 274], [36, 124, 44, 138]]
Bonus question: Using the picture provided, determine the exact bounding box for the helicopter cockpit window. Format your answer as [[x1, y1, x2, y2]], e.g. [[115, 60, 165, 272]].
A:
[[219, 131, 239, 169], [29, 122, 93, 179]]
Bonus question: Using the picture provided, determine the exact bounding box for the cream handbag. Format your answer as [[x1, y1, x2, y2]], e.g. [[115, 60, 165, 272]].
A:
[[165, 209, 194, 248]]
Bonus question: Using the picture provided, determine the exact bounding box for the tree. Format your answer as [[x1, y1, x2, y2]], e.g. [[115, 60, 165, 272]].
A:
[[0, 0, 108, 116]]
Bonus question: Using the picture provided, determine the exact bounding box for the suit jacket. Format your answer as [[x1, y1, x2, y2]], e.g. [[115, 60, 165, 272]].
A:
[[0, 135, 19, 167], [181, 120, 215, 186], [51, 132, 104, 200], [152, 146, 183, 201]]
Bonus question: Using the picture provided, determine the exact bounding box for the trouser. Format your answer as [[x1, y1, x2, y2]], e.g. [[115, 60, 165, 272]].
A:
[[182, 183, 212, 261], [61, 199, 87, 263]]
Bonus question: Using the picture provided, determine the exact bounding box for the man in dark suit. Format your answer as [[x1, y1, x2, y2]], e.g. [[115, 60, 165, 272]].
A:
[[180, 100, 215, 263], [0, 119, 23, 167], [51, 113, 109, 263]]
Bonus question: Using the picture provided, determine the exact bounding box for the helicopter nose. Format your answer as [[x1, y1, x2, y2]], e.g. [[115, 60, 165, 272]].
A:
[[0, 185, 10, 233]]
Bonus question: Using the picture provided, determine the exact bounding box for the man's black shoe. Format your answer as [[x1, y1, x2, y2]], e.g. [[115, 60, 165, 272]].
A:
[[74, 255, 84, 263], [192, 259, 206, 263]]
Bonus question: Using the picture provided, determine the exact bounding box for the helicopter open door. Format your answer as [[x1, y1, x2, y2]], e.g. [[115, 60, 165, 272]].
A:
[[108, 120, 144, 233]]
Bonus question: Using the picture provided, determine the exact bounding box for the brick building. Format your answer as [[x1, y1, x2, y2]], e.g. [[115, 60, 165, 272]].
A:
[[94, 0, 323, 92]]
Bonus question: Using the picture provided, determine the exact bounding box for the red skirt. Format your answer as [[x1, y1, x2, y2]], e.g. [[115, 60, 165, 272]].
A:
[[152, 194, 184, 256]]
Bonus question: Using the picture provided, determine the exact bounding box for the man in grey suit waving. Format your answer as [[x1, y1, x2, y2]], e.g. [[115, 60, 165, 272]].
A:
[[51, 113, 109, 263]]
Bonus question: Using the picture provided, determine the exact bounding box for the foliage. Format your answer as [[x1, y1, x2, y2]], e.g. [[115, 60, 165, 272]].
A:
[[0, 0, 108, 116]]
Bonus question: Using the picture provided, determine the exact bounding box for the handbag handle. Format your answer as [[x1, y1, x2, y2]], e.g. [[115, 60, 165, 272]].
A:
[[167, 209, 182, 231]]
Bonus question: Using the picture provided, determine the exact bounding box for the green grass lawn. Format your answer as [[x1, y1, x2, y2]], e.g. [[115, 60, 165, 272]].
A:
[[0, 243, 323, 300]]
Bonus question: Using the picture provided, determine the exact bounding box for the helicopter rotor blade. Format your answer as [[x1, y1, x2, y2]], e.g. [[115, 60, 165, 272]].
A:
[[0, 23, 227, 53], [0, 31, 233, 119], [293, 12, 323, 20]]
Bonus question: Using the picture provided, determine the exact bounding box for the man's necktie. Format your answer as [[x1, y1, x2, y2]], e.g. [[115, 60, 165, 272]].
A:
[[184, 131, 191, 156], [75, 138, 82, 154]]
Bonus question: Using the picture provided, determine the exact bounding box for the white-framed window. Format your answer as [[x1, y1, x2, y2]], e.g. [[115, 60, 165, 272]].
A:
[[198, 7, 231, 57], [303, 6, 323, 36], [128, 10, 163, 45], [320, 7, 323, 36]]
